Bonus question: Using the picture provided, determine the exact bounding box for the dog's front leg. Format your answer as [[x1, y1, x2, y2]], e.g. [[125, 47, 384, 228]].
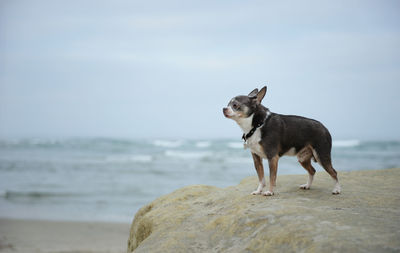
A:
[[263, 156, 279, 196], [251, 153, 265, 195]]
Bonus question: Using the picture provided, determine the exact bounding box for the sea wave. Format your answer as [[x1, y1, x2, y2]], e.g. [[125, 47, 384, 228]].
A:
[[227, 142, 244, 149], [153, 140, 184, 148], [165, 150, 211, 159], [333, 140, 361, 148], [1, 190, 83, 199], [0, 138, 63, 148], [195, 141, 211, 148], [105, 154, 153, 163], [0, 138, 138, 151]]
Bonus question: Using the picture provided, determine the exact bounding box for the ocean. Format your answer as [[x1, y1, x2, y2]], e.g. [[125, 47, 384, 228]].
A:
[[0, 138, 399, 223]]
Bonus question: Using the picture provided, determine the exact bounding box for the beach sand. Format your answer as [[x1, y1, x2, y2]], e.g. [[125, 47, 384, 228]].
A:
[[0, 218, 130, 253]]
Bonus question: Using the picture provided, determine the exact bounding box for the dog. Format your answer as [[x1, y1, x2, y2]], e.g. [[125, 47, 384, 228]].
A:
[[223, 86, 341, 196]]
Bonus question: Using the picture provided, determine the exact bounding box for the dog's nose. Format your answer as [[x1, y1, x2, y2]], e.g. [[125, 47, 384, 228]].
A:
[[223, 107, 230, 118]]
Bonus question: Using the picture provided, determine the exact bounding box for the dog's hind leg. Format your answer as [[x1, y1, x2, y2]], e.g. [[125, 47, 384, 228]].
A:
[[313, 149, 341, 194], [297, 147, 315, 190], [325, 163, 341, 194], [251, 153, 265, 195], [299, 159, 315, 190]]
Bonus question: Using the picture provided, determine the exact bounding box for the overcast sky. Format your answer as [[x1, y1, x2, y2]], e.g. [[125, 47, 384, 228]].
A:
[[0, 0, 399, 140]]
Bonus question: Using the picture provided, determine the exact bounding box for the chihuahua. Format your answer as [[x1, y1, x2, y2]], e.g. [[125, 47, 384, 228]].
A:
[[223, 86, 341, 196]]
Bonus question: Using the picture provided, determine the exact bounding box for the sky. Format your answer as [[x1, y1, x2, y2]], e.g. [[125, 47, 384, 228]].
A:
[[0, 0, 399, 140]]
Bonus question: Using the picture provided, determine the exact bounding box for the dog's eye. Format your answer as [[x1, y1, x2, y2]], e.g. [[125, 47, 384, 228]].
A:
[[232, 103, 240, 110]]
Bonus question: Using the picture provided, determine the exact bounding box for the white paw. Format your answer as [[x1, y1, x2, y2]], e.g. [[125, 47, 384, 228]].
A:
[[251, 183, 265, 195], [300, 184, 310, 190], [332, 183, 341, 195], [251, 190, 262, 195], [262, 191, 274, 196]]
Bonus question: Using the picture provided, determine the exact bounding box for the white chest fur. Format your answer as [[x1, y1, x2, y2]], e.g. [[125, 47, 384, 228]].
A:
[[234, 114, 267, 159], [244, 128, 267, 159], [235, 114, 254, 134]]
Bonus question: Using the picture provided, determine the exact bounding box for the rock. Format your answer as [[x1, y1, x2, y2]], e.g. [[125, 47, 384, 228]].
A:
[[128, 168, 400, 252]]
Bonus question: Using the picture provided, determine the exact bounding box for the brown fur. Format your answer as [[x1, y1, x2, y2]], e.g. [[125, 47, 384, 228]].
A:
[[267, 156, 279, 193], [251, 153, 265, 186]]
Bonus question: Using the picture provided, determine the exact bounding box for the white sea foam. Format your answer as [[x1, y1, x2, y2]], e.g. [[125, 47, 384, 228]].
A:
[[227, 142, 244, 149], [165, 150, 211, 159], [333, 140, 361, 148], [195, 141, 211, 148], [106, 155, 153, 163], [153, 140, 183, 148]]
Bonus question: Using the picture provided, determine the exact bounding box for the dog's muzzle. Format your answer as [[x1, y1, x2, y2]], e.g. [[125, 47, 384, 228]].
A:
[[223, 107, 232, 118]]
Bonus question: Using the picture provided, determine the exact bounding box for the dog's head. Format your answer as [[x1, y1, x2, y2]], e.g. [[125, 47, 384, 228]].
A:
[[223, 86, 267, 120]]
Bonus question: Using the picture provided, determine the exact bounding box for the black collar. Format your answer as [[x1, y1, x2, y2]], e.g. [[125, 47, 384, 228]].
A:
[[242, 114, 271, 141]]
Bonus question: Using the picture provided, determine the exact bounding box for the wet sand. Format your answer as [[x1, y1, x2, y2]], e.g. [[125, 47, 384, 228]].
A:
[[0, 218, 130, 253]]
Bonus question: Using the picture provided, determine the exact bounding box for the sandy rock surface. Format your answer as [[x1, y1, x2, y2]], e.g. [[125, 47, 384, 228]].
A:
[[128, 168, 400, 252]]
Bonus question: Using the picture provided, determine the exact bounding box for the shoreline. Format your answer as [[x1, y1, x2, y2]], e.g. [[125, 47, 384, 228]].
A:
[[0, 218, 130, 253]]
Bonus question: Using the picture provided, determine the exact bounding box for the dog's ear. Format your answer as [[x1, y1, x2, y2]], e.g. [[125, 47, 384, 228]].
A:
[[256, 86, 267, 103], [248, 88, 258, 98]]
